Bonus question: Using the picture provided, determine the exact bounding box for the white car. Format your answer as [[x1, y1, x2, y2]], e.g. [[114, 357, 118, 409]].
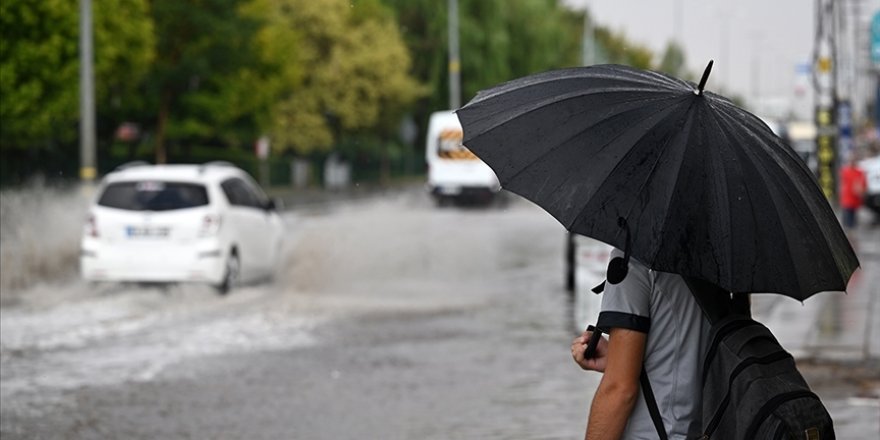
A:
[[80, 162, 284, 293]]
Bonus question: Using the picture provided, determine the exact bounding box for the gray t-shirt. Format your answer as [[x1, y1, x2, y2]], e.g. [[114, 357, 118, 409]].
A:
[[596, 249, 710, 439]]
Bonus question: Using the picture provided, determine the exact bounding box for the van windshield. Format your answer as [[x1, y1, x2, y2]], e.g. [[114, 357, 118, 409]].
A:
[[98, 181, 209, 211], [437, 128, 477, 160]]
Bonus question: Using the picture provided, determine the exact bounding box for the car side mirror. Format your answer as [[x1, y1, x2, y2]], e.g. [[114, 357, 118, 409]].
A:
[[265, 198, 283, 211]]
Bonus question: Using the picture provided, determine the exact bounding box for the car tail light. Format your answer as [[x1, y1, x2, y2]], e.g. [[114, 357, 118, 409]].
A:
[[199, 214, 222, 237], [85, 214, 99, 238]]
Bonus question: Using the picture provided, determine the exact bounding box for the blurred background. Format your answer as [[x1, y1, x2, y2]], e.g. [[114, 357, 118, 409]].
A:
[[1, 1, 879, 439]]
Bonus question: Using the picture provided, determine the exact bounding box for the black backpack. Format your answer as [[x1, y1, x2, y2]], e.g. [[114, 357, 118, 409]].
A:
[[587, 278, 836, 439], [653, 277, 836, 440]]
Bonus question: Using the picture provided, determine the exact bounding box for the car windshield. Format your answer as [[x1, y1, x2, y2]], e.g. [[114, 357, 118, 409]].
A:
[[97, 181, 209, 211]]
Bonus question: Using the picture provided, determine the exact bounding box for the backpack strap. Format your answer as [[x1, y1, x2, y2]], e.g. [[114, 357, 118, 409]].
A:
[[584, 326, 668, 439], [590, 276, 740, 439], [640, 368, 668, 440], [638, 277, 751, 440]]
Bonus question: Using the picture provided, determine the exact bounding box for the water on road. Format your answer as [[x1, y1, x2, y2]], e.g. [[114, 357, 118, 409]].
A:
[[1, 188, 877, 439]]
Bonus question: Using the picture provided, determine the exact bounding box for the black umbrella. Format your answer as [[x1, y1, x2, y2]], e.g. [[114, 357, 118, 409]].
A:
[[457, 62, 858, 300]]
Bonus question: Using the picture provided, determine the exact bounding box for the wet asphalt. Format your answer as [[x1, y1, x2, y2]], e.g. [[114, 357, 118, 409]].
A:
[[1, 187, 877, 439]]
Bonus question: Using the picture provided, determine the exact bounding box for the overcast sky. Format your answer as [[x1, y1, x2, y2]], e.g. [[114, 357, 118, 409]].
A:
[[564, 0, 880, 118]]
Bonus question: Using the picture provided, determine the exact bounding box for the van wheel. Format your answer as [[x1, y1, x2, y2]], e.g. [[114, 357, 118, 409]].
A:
[[216, 252, 240, 295]]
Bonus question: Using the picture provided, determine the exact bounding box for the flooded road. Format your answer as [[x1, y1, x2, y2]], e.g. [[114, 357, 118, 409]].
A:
[[1, 187, 877, 439], [1, 189, 600, 439]]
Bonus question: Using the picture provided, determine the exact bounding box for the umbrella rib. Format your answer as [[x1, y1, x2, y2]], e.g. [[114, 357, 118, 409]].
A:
[[713, 98, 856, 295], [463, 88, 674, 144], [469, 65, 689, 104], [711, 107, 802, 295], [701, 104, 740, 289], [642, 102, 702, 271], [496, 95, 682, 186], [567, 97, 691, 232], [619, 102, 696, 246]]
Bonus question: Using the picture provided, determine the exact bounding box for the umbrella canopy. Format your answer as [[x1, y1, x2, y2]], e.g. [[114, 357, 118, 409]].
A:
[[457, 62, 858, 300]]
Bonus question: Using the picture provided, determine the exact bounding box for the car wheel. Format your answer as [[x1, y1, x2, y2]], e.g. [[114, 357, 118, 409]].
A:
[[216, 252, 240, 295]]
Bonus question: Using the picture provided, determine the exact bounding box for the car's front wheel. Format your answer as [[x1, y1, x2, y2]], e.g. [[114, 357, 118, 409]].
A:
[[215, 251, 240, 295]]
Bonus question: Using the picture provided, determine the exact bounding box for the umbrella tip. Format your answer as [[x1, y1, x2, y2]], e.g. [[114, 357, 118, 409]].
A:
[[696, 60, 714, 96]]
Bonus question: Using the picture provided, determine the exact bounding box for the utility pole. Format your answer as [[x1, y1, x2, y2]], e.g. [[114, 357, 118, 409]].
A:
[[448, 0, 461, 110], [750, 32, 763, 106], [674, 0, 683, 45], [717, 6, 737, 90], [814, 0, 838, 201], [848, 0, 868, 123], [582, 1, 596, 65], [79, 0, 96, 183], [835, 0, 855, 166]]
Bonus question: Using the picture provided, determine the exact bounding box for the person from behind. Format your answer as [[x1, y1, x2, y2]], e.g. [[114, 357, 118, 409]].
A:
[[571, 249, 710, 439], [840, 152, 867, 229]]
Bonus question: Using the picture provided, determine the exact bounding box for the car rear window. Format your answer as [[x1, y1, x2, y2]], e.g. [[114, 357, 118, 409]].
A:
[[97, 181, 209, 211]]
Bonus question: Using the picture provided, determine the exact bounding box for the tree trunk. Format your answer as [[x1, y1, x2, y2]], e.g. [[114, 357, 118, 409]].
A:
[[154, 90, 171, 164], [380, 143, 390, 187]]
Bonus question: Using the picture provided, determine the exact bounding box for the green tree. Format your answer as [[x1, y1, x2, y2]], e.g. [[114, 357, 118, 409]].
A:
[[459, 0, 582, 101], [657, 41, 687, 78], [0, 0, 154, 153], [265, 0, 424, 156], [592, 26, 653, 69], [382, 0, 582, 157], [147, 0, 263, 163], [388, 0, 582, 107]]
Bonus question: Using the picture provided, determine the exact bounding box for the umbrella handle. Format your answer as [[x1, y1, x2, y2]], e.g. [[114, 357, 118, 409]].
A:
[[583, 325, 604, 359]]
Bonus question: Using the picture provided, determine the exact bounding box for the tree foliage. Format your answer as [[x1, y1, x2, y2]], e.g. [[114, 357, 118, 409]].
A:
[[657, 41, 687, 79], [459, 0, 583, 101], [384, 0, 581, 112], [147, 0, 266, 162], [262, 0, 424, 156], [593, 27, 654, 70], [0, 0, 154, 151], [380, 0, 669, 149], [1, 0, 677, 183]]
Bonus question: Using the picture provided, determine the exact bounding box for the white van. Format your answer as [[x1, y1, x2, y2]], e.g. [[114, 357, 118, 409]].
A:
[[425, 111, 500, 205]]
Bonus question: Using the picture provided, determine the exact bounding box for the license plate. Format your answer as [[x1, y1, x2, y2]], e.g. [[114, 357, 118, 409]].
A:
[[126, 226, 170, 238]]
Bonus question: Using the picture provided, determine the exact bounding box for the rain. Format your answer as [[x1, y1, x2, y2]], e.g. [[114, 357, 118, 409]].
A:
[[2, 1, 879, 438]]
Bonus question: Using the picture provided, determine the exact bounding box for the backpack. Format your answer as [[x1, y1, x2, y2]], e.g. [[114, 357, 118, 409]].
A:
[[586, 277, 836, 439], [675, 277, 836, 440]]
